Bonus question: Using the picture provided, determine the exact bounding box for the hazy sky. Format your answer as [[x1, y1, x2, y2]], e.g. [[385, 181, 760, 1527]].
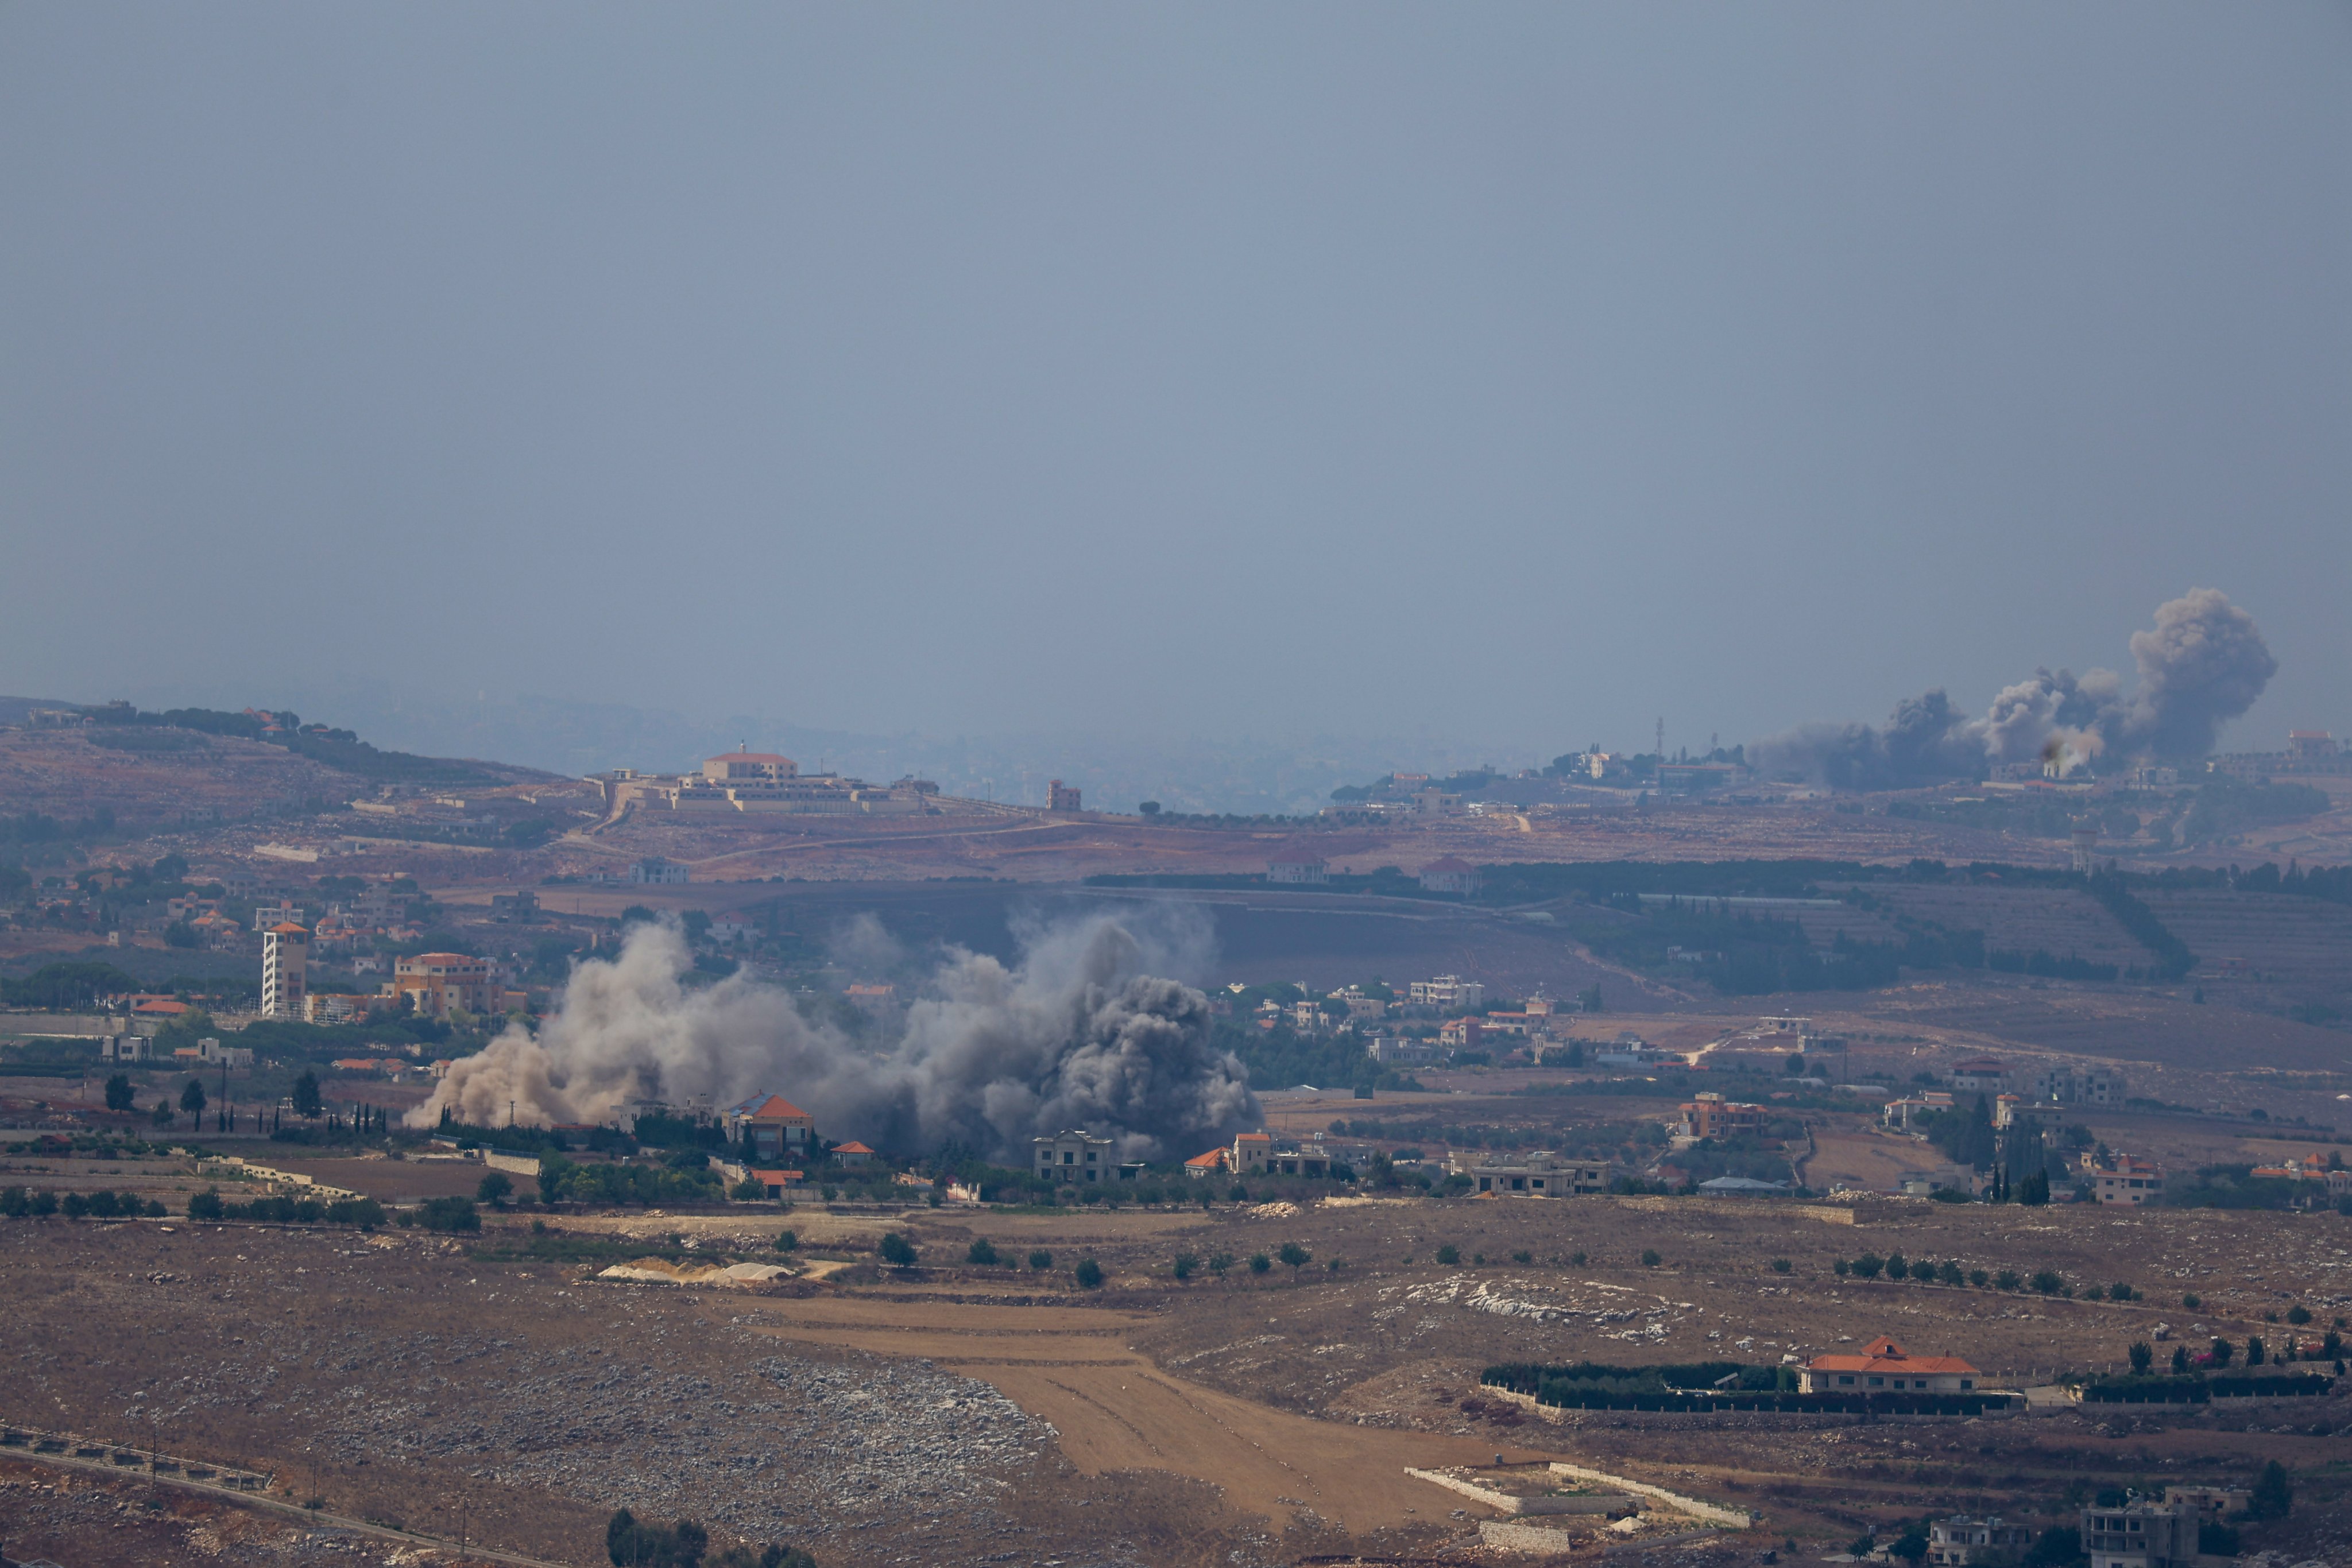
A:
[[5, 3, 2347, 761]]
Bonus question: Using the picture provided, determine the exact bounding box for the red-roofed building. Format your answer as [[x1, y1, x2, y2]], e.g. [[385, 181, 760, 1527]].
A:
[[833, 1140, 874, 1168], [1799, 1337, 1981, 1394], [721, 1094, 818, 1160], [749, 1169, 803, 1199], [1184, 1147, 1230, 1179]]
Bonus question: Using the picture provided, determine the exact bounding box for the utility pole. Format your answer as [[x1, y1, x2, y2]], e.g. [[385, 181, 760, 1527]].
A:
[[1655, 717, 1664, 761]]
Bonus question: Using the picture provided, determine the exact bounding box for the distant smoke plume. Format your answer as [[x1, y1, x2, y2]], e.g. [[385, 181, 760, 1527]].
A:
[[1753, 589, 2276, 789], [404, 911, 1257, 1162]]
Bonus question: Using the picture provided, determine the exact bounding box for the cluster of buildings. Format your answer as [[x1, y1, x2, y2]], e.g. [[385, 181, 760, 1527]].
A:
[[1264, 847, 1482, 893], [1914, 1483, 2258, 1568], [258, 923, 517, 1022], [587, 748, 939, 818]]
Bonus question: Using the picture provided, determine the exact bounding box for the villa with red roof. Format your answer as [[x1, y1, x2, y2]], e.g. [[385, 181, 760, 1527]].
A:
[[719, 1094, 817, 1161], [833, 1140, 874, 1168], [1799, 1337, 1982, 1394], [1184, 1147, 1231, 1179]]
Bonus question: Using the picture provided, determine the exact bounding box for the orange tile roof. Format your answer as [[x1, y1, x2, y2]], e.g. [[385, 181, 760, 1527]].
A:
[[1806, 1336, 1978, 1376], [1235, 1131, 1270, 1143], [740, 1094, 813, 1122], [751, 1169, 803, 1182], [1186, 1149, 1229, 1168], [268, 922, 308, 934], [833, 1141, 875, 1155]]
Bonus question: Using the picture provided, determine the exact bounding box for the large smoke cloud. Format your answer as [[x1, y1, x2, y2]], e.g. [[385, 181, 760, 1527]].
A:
[[405, 911, 1259, 1162], [1753, 589, 2277, 789]]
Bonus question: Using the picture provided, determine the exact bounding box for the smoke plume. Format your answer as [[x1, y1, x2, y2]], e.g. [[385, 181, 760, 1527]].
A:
[[404, 911, 1259, 1162], [1753, 589, 2276, 789]]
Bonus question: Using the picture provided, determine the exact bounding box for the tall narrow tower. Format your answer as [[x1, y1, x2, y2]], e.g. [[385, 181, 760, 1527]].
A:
[[262, 923, 309, 1019]]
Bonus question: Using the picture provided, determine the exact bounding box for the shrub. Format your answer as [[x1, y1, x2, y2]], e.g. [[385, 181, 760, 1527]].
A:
[[965, 1237, 999, 1266], [1171, 1253, 1198, 1280], [1073, 1258, 1104, 1290], [2128, 1342, 2153, 1374], [1028, 1248, 1053, 1271], [1995, 1270, 2021, 1291], [1434, 1244, 1460, 1266], [878, 1232, 916, 1267], [1278, 1242, 1311, 1274], [1851, 1254, 1884, 1280], [1770, 1258, 1792, 1274], [1248, 1253, 1271, 1275], [1968, 1269, 1989, 1288], [1568, 1250, 1587, 1265], [775, 1230, 798, 1252], [1885, 1253, 1909, 1281], [2287, 1304, 2312, 1325], [1833, 1258, 1850, 1276], [2109, 1282, 2136, 1302], [2031, 1269, 2064, 1296], [1208, 1252, 1233, 1275], [1511, 1249, 1533, 1264], [29, 1191, 55, 1217], [2182, 1292, 2200, 1308], [1939, 1261, 1966, 1286], [418, 1195, 481, 1233], [478, 1171, 514, 1209], [1640, 1249, 1661, 1268]]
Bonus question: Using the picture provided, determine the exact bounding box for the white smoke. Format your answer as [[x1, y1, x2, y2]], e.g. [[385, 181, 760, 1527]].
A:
[[404, 909, 1258, 1162], [1753, 589, 2277, 788]]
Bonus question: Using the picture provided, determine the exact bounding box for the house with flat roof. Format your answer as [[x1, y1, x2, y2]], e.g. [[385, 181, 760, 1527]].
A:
[[1034, 1128, 1114, 1183], [1267, 845, 1329, 884], [1798, 1337, 1981, 1394], [2082, 1498, 2194, 1568], [1453, 1152, 1612, 1196], [1928, 1516, 2033, 1567]]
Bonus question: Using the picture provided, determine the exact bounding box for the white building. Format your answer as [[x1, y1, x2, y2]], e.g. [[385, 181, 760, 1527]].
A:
[[1408, 975, 1484, 1010], [1266, 846, 1329, 884], [628, 857, 691, 885], [260, 923, 308, 1019]]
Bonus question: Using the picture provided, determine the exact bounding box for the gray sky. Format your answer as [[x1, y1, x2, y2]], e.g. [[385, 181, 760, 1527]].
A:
[[4, 3, 2347, 765]]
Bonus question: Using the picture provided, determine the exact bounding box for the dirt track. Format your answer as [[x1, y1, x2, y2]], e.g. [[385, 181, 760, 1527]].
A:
[[733, 1292, 1525, 1534]]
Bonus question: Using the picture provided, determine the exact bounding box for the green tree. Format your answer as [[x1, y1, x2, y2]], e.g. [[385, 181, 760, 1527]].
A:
[[150, 1098, 174, 1128], [1073, 1257, 1105, 1289], [477, 1171, 514, 1209], [1027, 1248, 1052, 1271], [961, 1237, 997, 1266], [2170, 1345, 2190, 1373], [774, 1230, 798, 1253], [879, 1232, 917, 1267], [1851, 1253, 1885, 1279], [2249, 1459, 2292, 1519], [2246, 1335, 2265, 1366], [104, 1074, 135, 1113], [418, 1195, 480, 1232], [2031, 1270, 2065, 1296], [1248, 1252, 1271, 1275], [1171, 1253, 1198, 1280], [291, 1070, 324, 1118], [2019, 1168, 2051, 1206], [1208, 1252, 1233, 1276], [1434, 1244, 1460, 1265], [1278, 1241, 1310, 1276], [187, 1188, 225, 1221], [2127, 1342, 2153, 1375], [2208, 1338, 2234, 1369]]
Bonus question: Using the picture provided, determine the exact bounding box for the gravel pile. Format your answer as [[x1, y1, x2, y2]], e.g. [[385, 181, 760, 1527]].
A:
[[187, 1324, 1050, 1552]]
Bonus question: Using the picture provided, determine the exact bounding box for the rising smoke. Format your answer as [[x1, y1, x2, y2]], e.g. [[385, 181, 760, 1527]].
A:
[[404, 910, 1259, 1162], [1752, 589, 2277, 789]]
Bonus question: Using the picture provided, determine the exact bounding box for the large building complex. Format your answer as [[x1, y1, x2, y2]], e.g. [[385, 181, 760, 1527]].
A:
[[587, 745, 934, 818], [388, 953, 498, 1018]]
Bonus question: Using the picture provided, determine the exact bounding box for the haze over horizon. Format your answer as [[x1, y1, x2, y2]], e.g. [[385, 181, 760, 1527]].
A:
[[5, 5, 2348, 792]]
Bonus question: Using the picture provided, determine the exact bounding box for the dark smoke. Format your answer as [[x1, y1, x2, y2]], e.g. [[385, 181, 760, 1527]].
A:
[[1753, 589, 2276, 789], [406, 911, 1259, 1162]]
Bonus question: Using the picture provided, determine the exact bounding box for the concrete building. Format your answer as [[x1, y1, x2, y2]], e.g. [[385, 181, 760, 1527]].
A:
[[1455, 1153, 1612, 1196], [1798, 1337, 1981, 1395], [1438, 1016, 1484, 1052], [628, 857, 691, 885], [1883, 1091, 1956, 1132], [1948, 1058, 2010, 1093], [1417, 856, 1480, 895], [831, 1140, 873, 1168], [2160, 1486, 2248, 1523], [251, 901, 307, 932], [1034, 1128, 1114, 1183], [1365, 1035, 1443, 1067], [1408, 975, 1484, 1010], [1680, 1093, 1767, 1141], [1928, 1516, 2033, 1567], [388, 953, 497, 1018], [720, 1094, 817, 1160], [1266, 845, 1329, 884], [260, 922, 308, 1019], [2089, 1154, 2165, 1207], [2026, 1066, 2127, 1106], [1046, 779, 1082, 812], [2081, 1499, 2195, 1568]]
